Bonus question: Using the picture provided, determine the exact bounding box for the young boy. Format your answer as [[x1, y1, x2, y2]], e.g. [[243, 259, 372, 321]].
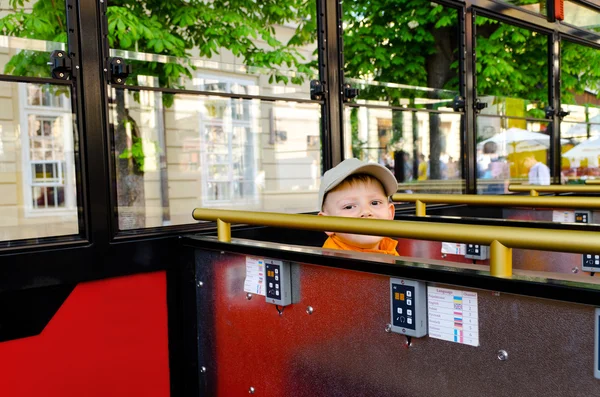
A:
[[318, 158, 399, 256]]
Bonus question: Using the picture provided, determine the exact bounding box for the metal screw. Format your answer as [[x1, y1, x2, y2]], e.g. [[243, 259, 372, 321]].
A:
[[116, 78, 122, 83], [384, 323, 392, 333], [497, 350, 508, 361], [75, 65, 80, 69], [103, 68, 108, 72], [572, 267, 579, 274], [198, 281, 204, 287], [59, 73, 64, 78], [441, 253, 447, 258], [249, 386, 255, 394], [306, 306, 314, 315], [58, 52, 63, 57], [246, 293, 252, 300], [200, 366, 207, 373], [116, 59, 121, 64]]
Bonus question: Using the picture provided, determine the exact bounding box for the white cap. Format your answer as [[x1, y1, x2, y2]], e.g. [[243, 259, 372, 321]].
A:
[[318, 158, 398, 210]]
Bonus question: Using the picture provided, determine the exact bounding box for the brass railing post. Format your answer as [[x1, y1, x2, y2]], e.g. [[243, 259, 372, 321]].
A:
[[415, 200, 426, 217], [217, 219, 231, 242], [490, 240, 512, 277]]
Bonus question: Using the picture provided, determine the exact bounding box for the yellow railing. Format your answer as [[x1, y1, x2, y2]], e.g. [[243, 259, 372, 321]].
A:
[[392, 193, 600, 216], [585, 180, 600, 185], [508, 184, 600, 196], [191, 208, 600, 279]]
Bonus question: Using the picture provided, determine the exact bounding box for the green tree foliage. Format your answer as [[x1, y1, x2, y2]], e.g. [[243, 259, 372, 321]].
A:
[[0, 0, 318, 88]]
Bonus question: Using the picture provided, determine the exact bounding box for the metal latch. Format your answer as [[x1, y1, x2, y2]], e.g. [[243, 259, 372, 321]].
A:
[[310, 80, 325, 100], [108, 57, 132, 84], [474, 99, 488, 113], [343, 83, 359, 102], [50, 50, 72, 80], [452, 95, 465, 112]]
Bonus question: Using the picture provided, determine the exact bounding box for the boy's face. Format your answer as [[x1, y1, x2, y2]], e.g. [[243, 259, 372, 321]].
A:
[[319, 178, 395, 249]]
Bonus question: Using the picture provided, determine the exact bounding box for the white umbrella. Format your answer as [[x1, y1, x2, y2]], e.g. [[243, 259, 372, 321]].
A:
[[563, 136, 600, 167], [477, 127, 557, 154]]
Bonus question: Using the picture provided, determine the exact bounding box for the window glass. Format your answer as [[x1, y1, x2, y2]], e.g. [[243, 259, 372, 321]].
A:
[[560, 41, 600, 183], [0, 0, 66, 77], [342, 0, 462, 192], [475, 17, 549, 192], [106, 0, 317, 98], [493, 0, 547, 16], [563, 1, 600, 34], [111, 88, 321, 229], [0, 82, 78, 242]]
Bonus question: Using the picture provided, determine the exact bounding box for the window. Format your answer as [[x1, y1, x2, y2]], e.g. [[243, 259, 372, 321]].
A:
[[20, 84, 76, 215]]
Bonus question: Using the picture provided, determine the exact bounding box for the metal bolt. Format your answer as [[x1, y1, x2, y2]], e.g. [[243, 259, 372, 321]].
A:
[[497, 350, 508, 361], [75, 65, 80, 69], [59, 73, 65, 78], [116, 59, 121, 64], [441, 253, 447, 258], [306, 306, 314, 315], [103, 68, 108, 72], [249, 386, 255, 394], [246, 293, 252, 300], [200, 366, 207, 373], [384, 323, 392, 333], [116, 78, 122, 83], [58, 52, 63, 57], [572, 267, 579, 274], [198, 281, 204, 287]]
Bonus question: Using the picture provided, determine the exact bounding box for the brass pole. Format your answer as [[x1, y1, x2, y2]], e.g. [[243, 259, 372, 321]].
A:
[[415, 200, 426, 217], [586, 180, 600, 185], [217, 219, 231, 242], [509, 184, 600, 194], [490, 240, 512, 278], [530, 189, 539, 197], [391, 193, 600, 209]]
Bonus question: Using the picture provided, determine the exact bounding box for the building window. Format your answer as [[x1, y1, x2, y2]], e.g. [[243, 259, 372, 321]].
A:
[[20, 84, 76, 215], [196, 75, 257, 205]]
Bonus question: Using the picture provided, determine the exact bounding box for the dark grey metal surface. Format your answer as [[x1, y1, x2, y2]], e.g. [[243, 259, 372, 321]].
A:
[[196, 249, 600, 396]]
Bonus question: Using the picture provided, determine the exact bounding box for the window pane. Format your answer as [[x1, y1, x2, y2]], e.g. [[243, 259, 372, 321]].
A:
[[477, 116, 550, 193], [342, 0, 462, 193], [0, 1, 66, 77], [475, 17, 548, 116], [0, 82, 79, 242], [493, 0, 547, 16], [105, 0, 318, 100], [560, 41, 600, 183], [563, 1, 600, 34], [110, 88, 322, 230], [344, 106, 464, 194]]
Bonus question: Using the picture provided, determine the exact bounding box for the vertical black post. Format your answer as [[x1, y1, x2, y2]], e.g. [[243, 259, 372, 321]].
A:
[[549, 32, 561, 184], [464, 7, 477, 194], [317, 0, 344, 170]]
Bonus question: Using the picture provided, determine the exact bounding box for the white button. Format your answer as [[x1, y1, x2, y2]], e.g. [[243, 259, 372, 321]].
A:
[[276, 284, 279, 289], [275, 269, 278, 274], [596, 260, 599, 265], [468, 244, 473, 248], [269, 283, 273, 288], [406, 291, 412, 297], [596, 255, 600, 259], [588, 255, 592, 258], [276, 291, 279, 296], [407, 309, 412, 316], [407, 299, 412, 306], [397, 308, 402, 314], [407, 318, 413, 324]]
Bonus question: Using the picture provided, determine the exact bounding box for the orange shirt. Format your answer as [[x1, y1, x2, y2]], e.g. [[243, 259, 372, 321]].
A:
[[322, 234, 400, 256]]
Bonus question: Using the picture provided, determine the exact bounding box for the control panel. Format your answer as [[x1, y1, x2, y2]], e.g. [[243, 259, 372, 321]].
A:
[[576, 211, 599, 272], [390, 278, 427, 337], [465, 244, 489, 260], [265, 259, 292, 306]]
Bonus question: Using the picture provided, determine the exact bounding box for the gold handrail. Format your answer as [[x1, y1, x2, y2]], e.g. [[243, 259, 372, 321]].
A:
[[508, 184, 600, 196], [585, 180, 600, 185], [191, 208, 600, 279], [392, 193, 600, 216]]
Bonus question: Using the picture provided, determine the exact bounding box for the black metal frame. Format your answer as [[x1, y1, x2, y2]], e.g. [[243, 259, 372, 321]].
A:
[[0, 0, 599, 393]]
